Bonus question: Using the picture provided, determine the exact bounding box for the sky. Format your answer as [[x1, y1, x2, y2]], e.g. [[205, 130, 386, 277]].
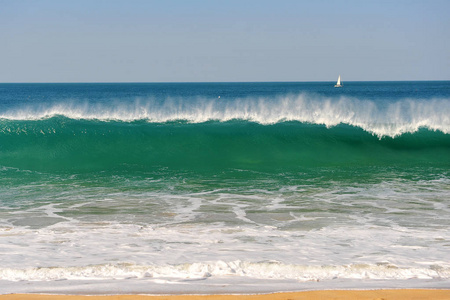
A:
[[1, 0, 449, 82]]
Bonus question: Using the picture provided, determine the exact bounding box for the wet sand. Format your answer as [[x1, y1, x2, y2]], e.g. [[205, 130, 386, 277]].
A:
[[1, 289, 449, 300]]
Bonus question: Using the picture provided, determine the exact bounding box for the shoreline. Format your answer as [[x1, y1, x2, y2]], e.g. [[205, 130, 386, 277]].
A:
[[1, 290, 450, 300]]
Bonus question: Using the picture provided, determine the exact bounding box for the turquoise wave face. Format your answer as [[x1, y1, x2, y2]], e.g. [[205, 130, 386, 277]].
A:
[[1, 117, 449, 173]]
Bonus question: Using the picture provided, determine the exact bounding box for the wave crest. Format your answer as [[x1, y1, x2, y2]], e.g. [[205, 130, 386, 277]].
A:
[[1, 94, 449, 138]]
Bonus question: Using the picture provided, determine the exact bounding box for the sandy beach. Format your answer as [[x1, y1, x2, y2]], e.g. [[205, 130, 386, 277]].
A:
[[1, 290, 450, 300]]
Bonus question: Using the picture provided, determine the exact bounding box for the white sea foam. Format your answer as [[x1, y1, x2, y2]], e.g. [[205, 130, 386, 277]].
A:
[[1, 165, 450, 292], [0, 94, 449, 138], [1, 260, 449, 282]]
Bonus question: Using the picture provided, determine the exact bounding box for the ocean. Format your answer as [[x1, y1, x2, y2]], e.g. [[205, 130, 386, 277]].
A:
[[0, 81, 449, 294]]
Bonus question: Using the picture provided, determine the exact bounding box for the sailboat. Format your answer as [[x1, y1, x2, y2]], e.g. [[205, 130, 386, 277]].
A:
[[334, 75, 343, 88]]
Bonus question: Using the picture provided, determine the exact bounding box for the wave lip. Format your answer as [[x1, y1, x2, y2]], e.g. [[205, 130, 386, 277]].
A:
[[1, 94, 449, 138]]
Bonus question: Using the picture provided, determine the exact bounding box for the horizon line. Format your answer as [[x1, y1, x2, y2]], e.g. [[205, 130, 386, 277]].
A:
[[1, 79, 449, 84]]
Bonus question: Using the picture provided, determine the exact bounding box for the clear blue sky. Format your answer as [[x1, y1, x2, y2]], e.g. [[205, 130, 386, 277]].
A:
[[1, 0, 449, 82]]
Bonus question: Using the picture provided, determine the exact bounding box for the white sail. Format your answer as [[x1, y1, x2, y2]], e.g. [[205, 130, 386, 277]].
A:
[[334, 75, 342, 87]]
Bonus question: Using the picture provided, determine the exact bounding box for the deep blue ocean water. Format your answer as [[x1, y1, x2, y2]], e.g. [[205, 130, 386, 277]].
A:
[[0, 82, 449, 294]]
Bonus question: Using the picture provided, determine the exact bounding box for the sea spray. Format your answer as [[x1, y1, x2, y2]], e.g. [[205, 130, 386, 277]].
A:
[[1, 94, 449, 137]]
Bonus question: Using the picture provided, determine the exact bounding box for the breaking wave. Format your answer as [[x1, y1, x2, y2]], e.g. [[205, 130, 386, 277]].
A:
[[1, 260, 449, 282], [1, 94, 449, 138]]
